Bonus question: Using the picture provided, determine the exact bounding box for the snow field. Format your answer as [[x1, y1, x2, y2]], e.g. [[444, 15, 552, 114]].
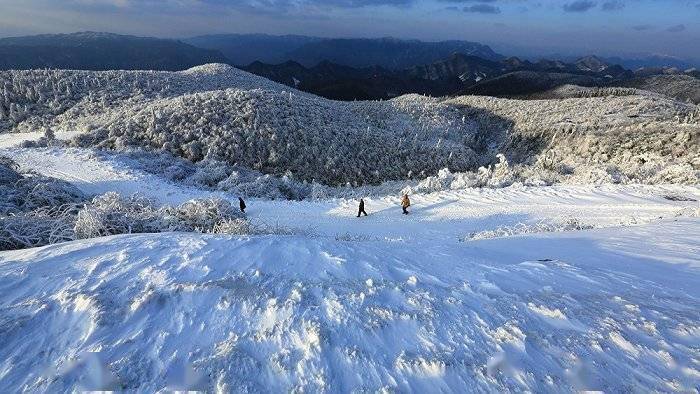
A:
[[1, 218, 698, 391]]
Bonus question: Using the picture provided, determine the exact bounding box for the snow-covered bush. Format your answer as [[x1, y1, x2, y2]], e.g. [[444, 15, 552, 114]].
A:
[[73, 193, 163, 239], [0, 156, 86, 250], [0, 156, 22, 185], [335, 233, 377, 242], [465, 218, 597, 241], [408, 154, 516, 192], [163, 198, 244, 232], [186, 160, 231, 188], [211, 218, 254, 235], [542, 85, 640, 99], [0, 205, 78, 250], [13, 176, 86, 211], [1, 157, 253, 250], [0, 157, 86, 215], [74, 193, 246, 239], [212, 217, 314, 237]]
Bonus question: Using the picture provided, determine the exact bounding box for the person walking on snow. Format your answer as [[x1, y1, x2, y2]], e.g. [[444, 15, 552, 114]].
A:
[[357, 198, 368, 217], [401, 194, 411, 215], [239, 197, 246, 213]]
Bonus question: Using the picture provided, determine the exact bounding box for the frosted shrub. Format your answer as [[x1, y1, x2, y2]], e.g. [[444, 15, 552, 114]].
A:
[[448, 172, 480, 189], [217, 169, 312, 200], [466, 218, 596, 241], [1, 158, 85, 215], [335, 233, 376, 242], [186, 160, 230, 187], [211, 218, 254, 235], [113, 150, 196, 182], [213, 218, 314, 237], [409, 168, 479, 193], [484, 154, 515, 188], [570, 166, 629, 185], [74, 193, 163, 239], [16, 176, 86, 211], [74, 193, 246, 239], [164, 198, 243, 232], [0, 205, 78, 250], [650, 163, 698, 184], [0, 157, 22, 185], [416, 168, 454, 192]]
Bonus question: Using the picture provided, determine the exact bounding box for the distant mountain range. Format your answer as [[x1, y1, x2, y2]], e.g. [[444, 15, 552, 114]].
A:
[[0, 32, 228, 71], [600, 54, 698, 71], [0, 32, 697, 103], [514, 51, 698, 72], [185, 34, 503, 69], [242, 54, 635, 100]]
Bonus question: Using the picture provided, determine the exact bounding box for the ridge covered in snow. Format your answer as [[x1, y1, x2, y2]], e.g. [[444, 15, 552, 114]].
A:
[[1, 64, 698, 187]]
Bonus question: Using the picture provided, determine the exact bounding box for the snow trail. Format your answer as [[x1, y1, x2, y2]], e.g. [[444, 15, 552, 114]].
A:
[[2, 146, 698, 242]]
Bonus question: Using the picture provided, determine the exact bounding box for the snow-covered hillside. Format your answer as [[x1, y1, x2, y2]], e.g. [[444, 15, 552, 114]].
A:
[[1, 64, 698, 187]]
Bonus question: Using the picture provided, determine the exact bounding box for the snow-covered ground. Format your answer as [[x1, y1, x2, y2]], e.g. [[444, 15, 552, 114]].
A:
[[3, 144, 698, 241], [1, 136, 699, 391]]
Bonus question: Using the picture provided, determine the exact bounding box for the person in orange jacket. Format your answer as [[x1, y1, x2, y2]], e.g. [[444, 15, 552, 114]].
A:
[[401, 194, 411, 215]]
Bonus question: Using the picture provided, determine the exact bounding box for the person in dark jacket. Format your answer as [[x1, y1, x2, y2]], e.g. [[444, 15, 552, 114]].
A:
[[357, 198, 368, 217], [239, 197, 246, 213]]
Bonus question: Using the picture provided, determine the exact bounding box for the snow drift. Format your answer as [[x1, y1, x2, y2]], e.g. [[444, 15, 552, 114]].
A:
[[1, 219, 699, 392]]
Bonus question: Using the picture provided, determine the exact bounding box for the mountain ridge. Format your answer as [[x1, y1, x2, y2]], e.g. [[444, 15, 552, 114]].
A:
[[0, 32, 229, 71], [185, 34, 503, 69]]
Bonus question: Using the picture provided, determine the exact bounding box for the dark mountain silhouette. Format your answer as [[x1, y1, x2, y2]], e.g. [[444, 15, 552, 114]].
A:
[[243, 60, 456, 100], [461, 71, 601, 97], [243, 53, 634, 100], [406, 54, 505, 82], [0, 32, 228, 71], [284, 37, 503, 69], [186, 34, 503, 69]]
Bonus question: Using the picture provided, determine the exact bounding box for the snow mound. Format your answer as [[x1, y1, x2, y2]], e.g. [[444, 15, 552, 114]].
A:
[[179, 63, 236, 75], [1, 221, 699, 391]]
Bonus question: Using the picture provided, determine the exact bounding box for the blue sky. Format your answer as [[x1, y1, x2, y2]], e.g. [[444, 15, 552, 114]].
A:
[[0, 0, 698, 59]]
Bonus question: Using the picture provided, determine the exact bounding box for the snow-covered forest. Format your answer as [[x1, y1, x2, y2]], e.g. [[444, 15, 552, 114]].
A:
[[1, 64, 697, 190]]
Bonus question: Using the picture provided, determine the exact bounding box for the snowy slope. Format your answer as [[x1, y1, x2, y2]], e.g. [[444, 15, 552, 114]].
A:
[[1, 219, 699, 392]]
